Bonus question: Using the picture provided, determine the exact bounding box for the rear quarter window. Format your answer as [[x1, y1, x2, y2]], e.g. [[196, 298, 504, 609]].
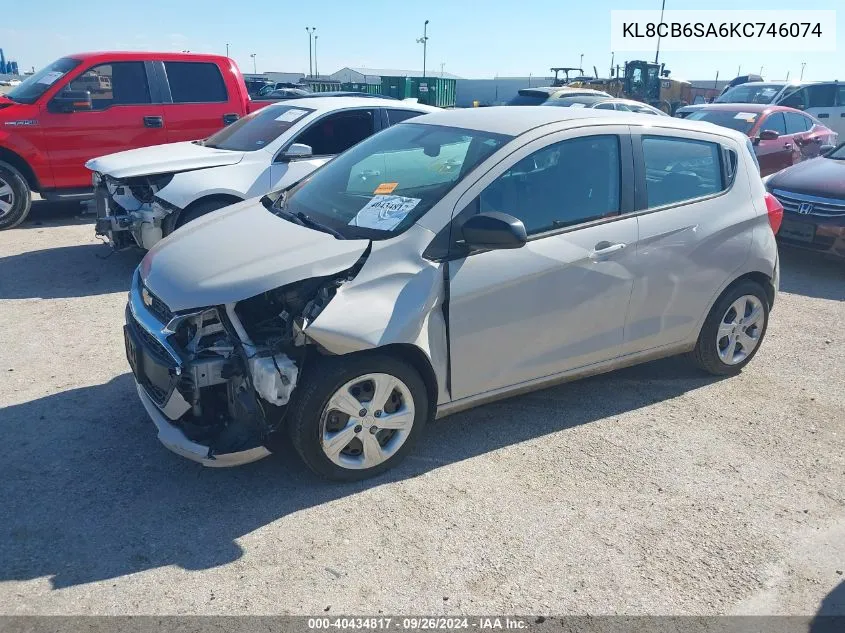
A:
[[164, 61, 228, 103]]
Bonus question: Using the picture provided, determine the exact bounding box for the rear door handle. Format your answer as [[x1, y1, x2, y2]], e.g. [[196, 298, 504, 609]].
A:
[[143, 116, 164, 128], [784, 143, 793, 149], [223, 113, 239, 125], [591, 241, 627, 258], [818, 113, 830, 118]]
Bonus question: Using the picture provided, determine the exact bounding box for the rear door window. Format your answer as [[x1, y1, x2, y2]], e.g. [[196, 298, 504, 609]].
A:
[[67, 62, 151, 109], [641, 136, 724, 208], [293, 109, 376, 156], [164, 61, 227, 103], [784, 112, 810, 134]]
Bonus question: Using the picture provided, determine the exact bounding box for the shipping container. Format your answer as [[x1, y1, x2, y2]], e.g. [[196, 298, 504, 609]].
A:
[[340, 82, 383, 95], [379, 75, 456, 107]]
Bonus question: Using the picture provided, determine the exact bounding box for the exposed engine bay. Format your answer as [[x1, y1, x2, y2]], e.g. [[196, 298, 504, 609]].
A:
[[126, 248, 370, 460], [94, 172, 176, 250]]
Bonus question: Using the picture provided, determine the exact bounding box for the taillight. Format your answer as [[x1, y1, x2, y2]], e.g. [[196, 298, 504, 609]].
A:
[[764, 192, 784, 235]]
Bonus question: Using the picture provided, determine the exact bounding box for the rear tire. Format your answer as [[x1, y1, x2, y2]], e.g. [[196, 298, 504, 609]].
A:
[[690, 280, 770, 376], [0, 161, 32, 230], [287, 353, 429, 481]]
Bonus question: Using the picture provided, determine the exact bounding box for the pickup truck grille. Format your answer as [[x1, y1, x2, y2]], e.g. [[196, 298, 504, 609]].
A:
[[772, 189, 845, 217]]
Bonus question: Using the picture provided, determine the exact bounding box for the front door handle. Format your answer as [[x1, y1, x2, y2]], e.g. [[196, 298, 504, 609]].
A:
[[223, 113, 239, 125], [591, 241, 627, 259], [784, 142, 793, 149], [143, 115, 164, 128], [817, 113, 830, 119]]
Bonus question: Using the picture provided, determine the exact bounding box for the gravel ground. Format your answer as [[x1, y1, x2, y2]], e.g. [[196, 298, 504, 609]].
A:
[[1, 200, 843, 616]]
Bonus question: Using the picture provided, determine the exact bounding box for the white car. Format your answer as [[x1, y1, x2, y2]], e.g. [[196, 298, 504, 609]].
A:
[[87, 97, 438, 250]]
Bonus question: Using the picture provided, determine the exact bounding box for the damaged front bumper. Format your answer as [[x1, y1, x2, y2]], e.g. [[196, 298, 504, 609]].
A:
[[124, 272, 294, 467], [93, 174, 176, 250], [135, 382, 271, 467]]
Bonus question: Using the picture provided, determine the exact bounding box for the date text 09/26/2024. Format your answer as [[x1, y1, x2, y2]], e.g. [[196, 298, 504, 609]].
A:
[[307, 617, 534, 630]]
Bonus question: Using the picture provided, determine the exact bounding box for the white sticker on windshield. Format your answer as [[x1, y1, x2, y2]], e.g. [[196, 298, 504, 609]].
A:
[[275, 108, 308, 122], [569, 103, 587, 108], [349, 195, 421, 230], [735, 112, 757, 121], [37, 71, 64, 85]]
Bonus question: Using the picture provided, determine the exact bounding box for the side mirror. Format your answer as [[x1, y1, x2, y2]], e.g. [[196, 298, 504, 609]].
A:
[[820, 144, 835, 155], [282, 143, 313, 160], [461, 212, 527, 251], [758, 129, 780, 141], [48, 90, 93, 113]]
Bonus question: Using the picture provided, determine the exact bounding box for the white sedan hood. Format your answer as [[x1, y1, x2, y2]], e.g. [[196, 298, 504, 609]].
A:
[[140, 199, 369, 312], [86, 141, 246, 179]]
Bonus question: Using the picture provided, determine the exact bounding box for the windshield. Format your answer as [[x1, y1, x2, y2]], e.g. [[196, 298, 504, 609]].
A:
[[278, 123, 511, 239], [716, 84, 783, 104], [6, 57, 81, 104], [507, 91, 549, 106], [203, 104, 314, 151], [686, 110, 758, 134]]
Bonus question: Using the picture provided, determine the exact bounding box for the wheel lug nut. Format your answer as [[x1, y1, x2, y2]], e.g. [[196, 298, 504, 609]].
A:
[[359, 409, 367, 417], [370, 426, 378, 434], [354, 425, 363, 433], [374, 410, 382, 417]]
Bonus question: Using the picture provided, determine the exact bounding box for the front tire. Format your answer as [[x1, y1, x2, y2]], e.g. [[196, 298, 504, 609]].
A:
[[691, 280, 770, 375], [0, 161, 32, 230], [174, 198, 237, 230], [288, 353, 429, 481]]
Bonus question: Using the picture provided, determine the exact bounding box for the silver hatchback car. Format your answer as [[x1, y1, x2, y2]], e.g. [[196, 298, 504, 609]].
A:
[[125, 107, 783, 480]]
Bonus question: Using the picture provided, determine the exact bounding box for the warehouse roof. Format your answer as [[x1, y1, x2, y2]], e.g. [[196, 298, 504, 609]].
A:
[[337, 66, 463, 80]]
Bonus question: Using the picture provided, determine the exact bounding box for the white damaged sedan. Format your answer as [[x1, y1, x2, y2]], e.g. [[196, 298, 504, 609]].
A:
[[87, 97, 436, 250], [126, 107, 780, 480]]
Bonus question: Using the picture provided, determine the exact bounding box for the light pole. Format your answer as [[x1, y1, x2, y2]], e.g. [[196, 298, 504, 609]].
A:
[[306, 27, 316, 77], [800, 62, 806, 80], [654, 0, 666, 64], [226, 43, 229, 58], [579, 53, 584, 72], [314, 35, 319, 77], [416, 20, 429, 78], [250, 53, 256, 74]]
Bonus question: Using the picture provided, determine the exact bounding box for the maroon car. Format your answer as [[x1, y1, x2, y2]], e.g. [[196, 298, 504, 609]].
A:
[[685, 104, 838, 176], [765, 144, 845, 257]]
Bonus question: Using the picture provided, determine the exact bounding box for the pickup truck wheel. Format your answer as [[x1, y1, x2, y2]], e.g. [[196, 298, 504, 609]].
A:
[[287, 353, 429, 481], [0, 162, 32, 230]]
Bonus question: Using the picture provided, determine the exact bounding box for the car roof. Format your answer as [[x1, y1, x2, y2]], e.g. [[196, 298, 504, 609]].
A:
[[412, 106, 750, 142], [262, 96, 438, 113], [684, 103, 811, 115]]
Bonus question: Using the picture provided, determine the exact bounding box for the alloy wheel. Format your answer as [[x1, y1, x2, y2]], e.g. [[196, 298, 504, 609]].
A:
[[0, 176, 15, 219], [716, 295, 765, 365], [320, 373, 415, 470]]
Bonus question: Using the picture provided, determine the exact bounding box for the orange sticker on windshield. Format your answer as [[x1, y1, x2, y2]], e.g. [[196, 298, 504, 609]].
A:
[[374, 182, 398, 195]]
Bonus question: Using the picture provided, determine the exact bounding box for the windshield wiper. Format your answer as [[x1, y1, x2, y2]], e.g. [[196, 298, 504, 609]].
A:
[[273, 204, 344, 239], [293, 211, 345, 239]]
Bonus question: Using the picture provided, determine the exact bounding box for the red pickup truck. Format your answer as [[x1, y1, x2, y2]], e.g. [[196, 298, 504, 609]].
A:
[[0, 51, 271, 229]]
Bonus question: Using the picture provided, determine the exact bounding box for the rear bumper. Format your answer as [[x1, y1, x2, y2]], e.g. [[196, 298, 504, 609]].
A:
[[136, 382, 272, 467]]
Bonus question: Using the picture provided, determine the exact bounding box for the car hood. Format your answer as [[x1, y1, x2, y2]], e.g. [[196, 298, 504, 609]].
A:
[[85, 141, 246, 179], [768, 157, 845, 198], [140, 199, 369, 312]]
